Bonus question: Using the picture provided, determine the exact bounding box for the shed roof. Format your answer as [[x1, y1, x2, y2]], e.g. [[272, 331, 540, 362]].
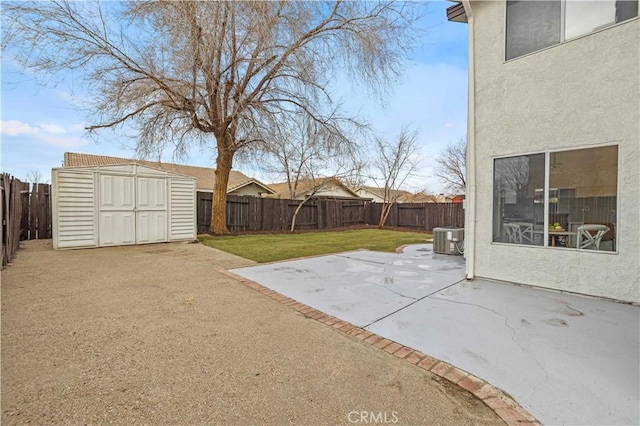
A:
[[64, 152, 274, 194]]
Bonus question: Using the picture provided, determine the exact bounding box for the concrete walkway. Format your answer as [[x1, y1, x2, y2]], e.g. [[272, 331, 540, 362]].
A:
[[231, 244, 640, 425]]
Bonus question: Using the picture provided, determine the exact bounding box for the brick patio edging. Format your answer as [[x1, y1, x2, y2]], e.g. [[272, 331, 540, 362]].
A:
[[218, 269, 540, 426]]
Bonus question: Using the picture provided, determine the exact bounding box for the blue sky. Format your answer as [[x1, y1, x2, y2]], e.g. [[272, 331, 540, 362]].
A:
[[0, 1, 468, 193]]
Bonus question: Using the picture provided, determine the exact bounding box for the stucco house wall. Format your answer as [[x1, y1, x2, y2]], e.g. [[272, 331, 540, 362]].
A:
[[229, 182, 273, 197], [468, 2, 639, 302], [354, 188, 385, 202], [304, 185, 358, 199]]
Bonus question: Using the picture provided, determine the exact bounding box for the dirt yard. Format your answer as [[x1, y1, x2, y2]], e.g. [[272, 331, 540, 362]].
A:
[[1, 240, 502, 425]]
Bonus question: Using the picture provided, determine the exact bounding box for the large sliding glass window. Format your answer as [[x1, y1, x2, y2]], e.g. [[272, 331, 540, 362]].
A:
[[506, 0, 639, 60], [493, 146, 618, 251]]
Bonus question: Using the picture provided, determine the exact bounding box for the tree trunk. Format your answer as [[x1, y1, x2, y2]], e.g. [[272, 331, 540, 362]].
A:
[[378, 202, 392, 229], [210, 141, 234, 235], [290, 195, 313, 232]]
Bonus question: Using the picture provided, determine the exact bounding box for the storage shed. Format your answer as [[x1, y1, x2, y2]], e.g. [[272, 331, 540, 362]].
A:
[[52, 164, 196, 249]]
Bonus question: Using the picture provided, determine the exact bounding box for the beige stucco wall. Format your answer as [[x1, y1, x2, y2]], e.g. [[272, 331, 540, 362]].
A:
[[313, 186, 357, 199], [229, 183, 269, 197], [355, 189, 384, 202], [469, 2, 639, 302]]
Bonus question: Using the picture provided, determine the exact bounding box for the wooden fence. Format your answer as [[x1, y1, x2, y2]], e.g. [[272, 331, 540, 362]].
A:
[[365, 202, 465, 230], [21, 183, 52, 240], [2, 174, 27, 267], [1, 175, 52, 268], [197, 193, 464, 234]]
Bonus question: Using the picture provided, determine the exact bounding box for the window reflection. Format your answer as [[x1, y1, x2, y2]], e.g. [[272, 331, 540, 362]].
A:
[[493, 154, 545, 245], [493, 146, 618, 251], [566, 1, 617, 40], [549, 146, 618, 250], [506, 1, 561, 60], [616, 0, 640, 21]]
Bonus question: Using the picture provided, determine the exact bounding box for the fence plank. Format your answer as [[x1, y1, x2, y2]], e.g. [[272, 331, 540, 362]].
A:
[[35, 184, 50, 239], [20, 183, 30, 240], [28, 184, 37, 240]]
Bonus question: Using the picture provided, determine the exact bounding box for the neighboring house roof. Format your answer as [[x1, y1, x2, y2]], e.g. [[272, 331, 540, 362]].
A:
[[402, 193, 455, 203], [402, 191, 437, 203], [268, 177, 363, 200], [63, 152, 275, 194], [354, 186, 415, 202], [428, 194, 454, 203]]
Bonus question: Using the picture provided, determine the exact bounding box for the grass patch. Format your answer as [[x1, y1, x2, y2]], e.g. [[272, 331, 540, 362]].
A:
[[199, 229, 431, 263]]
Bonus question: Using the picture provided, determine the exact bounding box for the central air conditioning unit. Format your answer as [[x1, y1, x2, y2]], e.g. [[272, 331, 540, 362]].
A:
[[433, 227, 464, 255]]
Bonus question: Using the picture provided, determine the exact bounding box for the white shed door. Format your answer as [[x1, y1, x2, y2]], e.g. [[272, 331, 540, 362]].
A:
[[136, 177, 167, 243], [98, 175, 169, 246], [99, 174, 136, 246]]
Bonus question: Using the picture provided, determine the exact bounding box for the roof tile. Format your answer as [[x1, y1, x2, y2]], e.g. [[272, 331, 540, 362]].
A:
[[63, 152, 273, 194]]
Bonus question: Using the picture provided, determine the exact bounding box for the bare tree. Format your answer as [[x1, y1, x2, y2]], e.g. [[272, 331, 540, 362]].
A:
[[26, 170, 42, 185], [369, 129, 421, 228], [250, 111, 363, 232], [4, 1, 421, 234], [255, 110, 363, 199], [288, 176, 352, 232], [435, 138, 466, 193], [494, 155, 534, 198], [341, 162, 367, 190]]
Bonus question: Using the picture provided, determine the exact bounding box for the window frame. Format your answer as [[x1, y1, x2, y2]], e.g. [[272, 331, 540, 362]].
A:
[[491, 143, 620, 253], [504, 0, 639, 62]]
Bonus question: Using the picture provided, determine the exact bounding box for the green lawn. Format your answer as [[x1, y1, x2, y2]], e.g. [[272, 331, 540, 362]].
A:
[[199, 229, 432, 263]]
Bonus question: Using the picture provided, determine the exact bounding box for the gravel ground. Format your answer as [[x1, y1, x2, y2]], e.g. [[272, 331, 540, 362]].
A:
[[1, 240, 503, 425]]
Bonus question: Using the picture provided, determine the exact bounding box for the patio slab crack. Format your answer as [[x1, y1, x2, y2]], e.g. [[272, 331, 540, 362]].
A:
[[371, 282, 418, 301], [429, 295, 550, 396]]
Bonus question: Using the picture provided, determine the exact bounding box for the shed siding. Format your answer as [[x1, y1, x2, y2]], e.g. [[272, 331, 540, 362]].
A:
[[56, 171, 96, 248], [170, 178, 196, 240], [53, 164, 196, 249]]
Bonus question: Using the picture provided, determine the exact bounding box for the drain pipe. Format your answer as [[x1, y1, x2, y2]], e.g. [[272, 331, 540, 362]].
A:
[[462, 0, 476, 280]]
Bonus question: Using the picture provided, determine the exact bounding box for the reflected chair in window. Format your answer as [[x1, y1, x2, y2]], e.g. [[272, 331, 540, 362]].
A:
[[599, 222, 616, 251], [504, 223, 523, 244], [576, 224, 610, 250], [520, 223, 534, 243]]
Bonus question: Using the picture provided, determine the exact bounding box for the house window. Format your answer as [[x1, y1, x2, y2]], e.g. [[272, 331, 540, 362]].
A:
[[506, 0, 639, 60], [506, 1, 561, 61], [493, 146, 618, 251], [493, 154, 545, 246]]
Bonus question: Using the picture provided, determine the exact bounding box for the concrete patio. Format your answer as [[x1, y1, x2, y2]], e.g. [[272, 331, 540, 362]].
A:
[[231, 244, 640, 425]]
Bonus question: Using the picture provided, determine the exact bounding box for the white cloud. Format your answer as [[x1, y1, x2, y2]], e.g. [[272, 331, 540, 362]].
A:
[[1, 119, 87, 148], [40, 123, 67, 134], [1, 120, 40, 136]]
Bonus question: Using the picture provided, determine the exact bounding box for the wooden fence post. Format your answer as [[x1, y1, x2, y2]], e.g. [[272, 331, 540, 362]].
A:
[[2, 174, 24, 267], [20, 182, 30, 240]]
